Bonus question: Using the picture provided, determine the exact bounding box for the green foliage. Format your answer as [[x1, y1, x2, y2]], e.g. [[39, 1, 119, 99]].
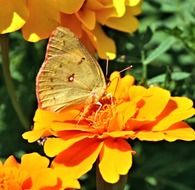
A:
[[0, 0, 195, 189]]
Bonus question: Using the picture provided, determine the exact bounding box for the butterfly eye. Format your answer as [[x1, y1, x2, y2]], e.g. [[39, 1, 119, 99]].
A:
[[67, 73, 75, 82]]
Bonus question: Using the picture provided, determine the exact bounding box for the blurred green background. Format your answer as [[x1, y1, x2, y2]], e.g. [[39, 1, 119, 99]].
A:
[[0, 0, 195, 189]]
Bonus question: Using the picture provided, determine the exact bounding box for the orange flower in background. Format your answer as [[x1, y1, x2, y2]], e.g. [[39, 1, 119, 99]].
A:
[[23, 72, 195, 184], [0, 152, 80, 190], [0, 0, 142, 59]]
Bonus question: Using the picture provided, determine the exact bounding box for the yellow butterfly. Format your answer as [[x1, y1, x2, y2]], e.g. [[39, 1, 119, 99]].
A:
[[36, 26, 106, 112]]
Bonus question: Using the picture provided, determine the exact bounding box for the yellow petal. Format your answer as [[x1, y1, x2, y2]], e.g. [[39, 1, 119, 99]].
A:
[[104, 7, 139, 33], [76, 9, 96, 30], [116, 101, 137, 124], [0, 0, 28, 33], [22, 0, 59, 42], [21, 153, 49, 171], [136, 87, 170, 120], [22, 129, 46, 143], [113, 0, 126, 17], [126, 0, 142, 7], [153, 97, 195, 131], [53, 166, 81, 189], [99, 139, 133, 183], [135, 131, 165, 141], [164, 122, 195, 142], [57, 0, 85, 14], [84, 24, 116, 59], [107, 71, 121, 94]]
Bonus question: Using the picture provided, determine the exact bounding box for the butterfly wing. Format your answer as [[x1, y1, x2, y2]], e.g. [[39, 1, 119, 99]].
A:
[[36, 27, 106, 112]]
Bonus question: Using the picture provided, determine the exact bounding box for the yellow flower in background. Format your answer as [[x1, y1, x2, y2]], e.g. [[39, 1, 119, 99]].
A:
[[0, 152, 80, 189], [23, 72, 195, 184], [0, 0, 142, 59]]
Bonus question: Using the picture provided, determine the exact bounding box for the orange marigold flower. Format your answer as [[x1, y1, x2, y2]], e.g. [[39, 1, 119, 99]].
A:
[[0, 152, 80, 189], [23, 72, 195, 184], [0, 0, 142, 59]]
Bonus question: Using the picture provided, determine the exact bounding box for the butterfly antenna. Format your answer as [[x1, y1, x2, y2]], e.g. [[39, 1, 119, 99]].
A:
[[106, 56, 109, 78], [119, 65, 133, 74]]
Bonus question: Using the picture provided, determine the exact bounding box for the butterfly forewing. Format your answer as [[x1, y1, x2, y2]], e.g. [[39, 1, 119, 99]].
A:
[[36, 27, 106, 112]]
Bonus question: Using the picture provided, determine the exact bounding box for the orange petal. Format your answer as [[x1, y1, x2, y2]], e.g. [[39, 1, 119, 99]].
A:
[[99, 139, 133, 183], [34, 108, 80, 123], [4, 155, 18, 167], [53, 138, 103, 178], [104, 7, 139, 33], [153, 97, 195, 131], [108, 113, 124, 131], [0, 0, 28, 33], [85, 0, 108, 10], [22, 0, 59, 42], [60, 13, 83, 37], [84, 24, 116, 59], [31, 168, 58, 190], [101, 131, 135, 138], [76, 9, 96, 30], [44, 132, 92, 157], [57, 0, 85, 14]]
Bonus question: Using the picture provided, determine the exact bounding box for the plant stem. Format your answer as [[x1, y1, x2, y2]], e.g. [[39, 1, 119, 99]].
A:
[[141, 50, 147, 85], [0, 34, 29, 130]]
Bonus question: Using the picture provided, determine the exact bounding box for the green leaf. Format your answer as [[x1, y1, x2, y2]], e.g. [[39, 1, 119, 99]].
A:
[[148, 72, 191, 85], [143, 37, 176, 65]]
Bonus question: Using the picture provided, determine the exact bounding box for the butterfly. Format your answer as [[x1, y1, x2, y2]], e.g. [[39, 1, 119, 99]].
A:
[[36, 26, 106, 112]]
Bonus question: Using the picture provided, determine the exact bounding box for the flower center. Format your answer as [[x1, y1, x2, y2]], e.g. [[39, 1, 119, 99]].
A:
[[85, 96, 120, 132]]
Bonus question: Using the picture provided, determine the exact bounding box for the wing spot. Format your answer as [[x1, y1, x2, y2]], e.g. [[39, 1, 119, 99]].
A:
[[67, 73, 75, 82], [78, 57, 85, 65], [50, 78, 53, 82]]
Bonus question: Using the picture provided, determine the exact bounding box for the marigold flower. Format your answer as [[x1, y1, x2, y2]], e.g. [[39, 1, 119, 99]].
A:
[[0, 0, 142, 59], [0, 152, 80, 189], [23, 72, 195, 184]]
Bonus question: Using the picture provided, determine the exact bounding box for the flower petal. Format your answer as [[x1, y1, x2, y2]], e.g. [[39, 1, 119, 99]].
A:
[[104, 7, 139, 33], [21, 153, 49, 171], [4, 156, 18, 167], [60, 13, 83, 37], [53, 138, 103, 178], [164, 122, 195, 142], [126, 0, 142, 7], [22, 0, 59, 42], [136, 87, 171, 120], [113, 0, 126, 17], [99, 139, 133, 183], [153, 97, 195, 131], [57, 0, 85, 14], [0, 0, 28, 33], [53, 166, 81, 189], [84, 24, 116, 59], [44, 131, 93, 157], [76, 9, 96, 30]]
